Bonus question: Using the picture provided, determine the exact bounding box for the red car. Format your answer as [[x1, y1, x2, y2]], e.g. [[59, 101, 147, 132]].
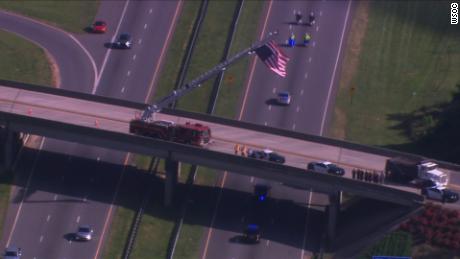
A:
[[91, 21, 107, 33]]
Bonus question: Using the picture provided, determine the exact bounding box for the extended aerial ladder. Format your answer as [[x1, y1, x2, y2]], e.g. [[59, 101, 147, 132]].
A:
[[140, 31, 279, 121]]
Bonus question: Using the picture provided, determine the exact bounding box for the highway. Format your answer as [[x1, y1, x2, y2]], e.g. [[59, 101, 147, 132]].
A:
[[0, 1, 182, 258], [201, 1, 357, 258]]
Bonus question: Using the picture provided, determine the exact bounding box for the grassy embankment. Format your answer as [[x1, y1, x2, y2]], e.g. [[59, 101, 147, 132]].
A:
[[331, 1, 460, 257], [0, 1, 99, 33], [0, 29, 52, 245]]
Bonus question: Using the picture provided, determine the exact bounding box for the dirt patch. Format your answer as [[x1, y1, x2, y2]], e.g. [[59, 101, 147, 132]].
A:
[[331, 1, 370, 139], [44, 50, 60, 88]]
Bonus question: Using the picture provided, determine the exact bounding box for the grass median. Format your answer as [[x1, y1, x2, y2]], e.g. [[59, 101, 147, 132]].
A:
[[330, 1, 460, 256], [0, 1, 99, 33], [0, 29, 52, 244]]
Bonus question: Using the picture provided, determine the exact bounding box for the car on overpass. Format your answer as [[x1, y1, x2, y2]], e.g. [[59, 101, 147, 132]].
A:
[[248, 149, 285, 164], [307, 161, 345, 176], [3, 247, 21, 259], [422, 186, 459, 203]]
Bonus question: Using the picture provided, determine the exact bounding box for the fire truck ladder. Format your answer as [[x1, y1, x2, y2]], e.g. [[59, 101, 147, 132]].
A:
[[140, 31, 279, 121]]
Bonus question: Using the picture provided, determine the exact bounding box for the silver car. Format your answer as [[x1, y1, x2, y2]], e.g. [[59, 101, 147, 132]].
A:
[[4, 247, 21, 259], [277, 91, 291, 105], [75, 225, 94, 241]]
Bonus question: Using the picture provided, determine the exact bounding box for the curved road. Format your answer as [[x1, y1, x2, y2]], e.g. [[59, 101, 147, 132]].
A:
[[0, 1, 182, 258]]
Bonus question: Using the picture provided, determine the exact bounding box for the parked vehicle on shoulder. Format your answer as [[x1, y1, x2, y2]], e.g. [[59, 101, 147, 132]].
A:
[[422, 186, 459, 203], [4, 247, 21, 259], [114, 33, 132, 49], [307, 161, 345, 176], [248, 149, 285, 164], [75, 225, 94, 241], [91, 20, 107, 33], [277, 91, 291, 105]]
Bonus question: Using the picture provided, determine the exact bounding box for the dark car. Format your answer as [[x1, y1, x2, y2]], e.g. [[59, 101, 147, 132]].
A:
[[4, 247, 21, 259], [307, 161, 345, 176], [243, 224, 260, 243], [91, 20, 107, 33], [254, 184, 270, 202], [422, 187, 459, 203], [114, 33, 132, 49], [248, 149, 285, 164]]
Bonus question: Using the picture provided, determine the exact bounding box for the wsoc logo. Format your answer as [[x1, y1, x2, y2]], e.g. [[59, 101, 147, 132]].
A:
[[452, 2, 459, 24]]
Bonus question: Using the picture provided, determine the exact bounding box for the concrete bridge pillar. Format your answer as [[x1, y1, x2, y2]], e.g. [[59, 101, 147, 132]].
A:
[[164, 159, 180, 207], [327, 191, 341, 244]]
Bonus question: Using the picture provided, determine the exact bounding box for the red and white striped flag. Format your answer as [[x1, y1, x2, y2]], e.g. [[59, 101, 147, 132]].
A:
[[256, 40, 290, 77]]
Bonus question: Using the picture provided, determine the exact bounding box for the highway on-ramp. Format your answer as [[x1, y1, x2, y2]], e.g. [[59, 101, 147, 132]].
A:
[[202, 1, 354, 259], [0, 1, 182, 258]]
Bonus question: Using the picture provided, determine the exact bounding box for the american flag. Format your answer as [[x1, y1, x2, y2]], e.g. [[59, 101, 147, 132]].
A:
[[255, 40, 290, 78]]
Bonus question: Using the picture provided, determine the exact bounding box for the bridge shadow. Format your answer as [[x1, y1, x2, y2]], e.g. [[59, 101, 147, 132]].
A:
[[4, 146, 417, 254]]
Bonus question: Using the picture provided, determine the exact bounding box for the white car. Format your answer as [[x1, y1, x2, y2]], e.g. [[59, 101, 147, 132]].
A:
[[75, 225, 94, 241], [277, 91, 291, 105]]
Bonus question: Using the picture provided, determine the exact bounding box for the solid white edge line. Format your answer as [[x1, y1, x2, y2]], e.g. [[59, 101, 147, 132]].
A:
[[93, 0, 131, 93], [319, 0, 352, 136]]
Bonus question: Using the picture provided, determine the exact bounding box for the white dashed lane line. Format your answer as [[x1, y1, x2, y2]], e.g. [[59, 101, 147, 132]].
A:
[[304, 73, 308, 79], [292, 123, 296, 130], [312, 41, 316, 47], [300, 89, 304, 95], [272, 87, 276, 93], [296, 106, 300, 112], [76, 216, 80, 223], [127, 70, 131, 77], [268, 105, 272, 111], [39, 235, 43, 243], [132, 54, 136, 60], [266, 240, 270, 246], [320, 11, 323, 16], [53, 195, 58, 201], [264, 122, 268, 126], [121, 87, 125, 93], [144, 23, 148, 29], [308, 57, 312, 63], [46, 215, 51, 222], [316, 25, 320, 32], [138, 39, 142, 44], [149, 8, 152, 14]]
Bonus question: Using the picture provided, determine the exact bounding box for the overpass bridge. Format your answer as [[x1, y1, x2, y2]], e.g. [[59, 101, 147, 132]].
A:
[[0, 79, 441, 237]]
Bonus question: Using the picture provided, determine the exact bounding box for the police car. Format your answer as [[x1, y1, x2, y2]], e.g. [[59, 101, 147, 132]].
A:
[[307, 161, 345, 176]]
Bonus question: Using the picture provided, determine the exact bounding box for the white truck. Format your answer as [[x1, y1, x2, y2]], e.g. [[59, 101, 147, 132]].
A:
[[385, 157, 449, 187]]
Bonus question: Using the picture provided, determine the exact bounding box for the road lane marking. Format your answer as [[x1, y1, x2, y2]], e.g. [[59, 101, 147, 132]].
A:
[[144, 1, 183, 102], [127, 70, 131, 76], [272, 87, 276, 93], [266, 240, 270, 246], [144, 23, 148, 29], [320, 0, 352, 136], [83, 195, 88, 202], [296, 106, 300, 112], [138, 39, 142, 44], [132, 54, 137, 60], [76, 216, 80, 223], [54, 194, 58, 200], [308, 57, 312, 63], [292, 123, 296, 130], [250, 176, 254, 183], [300, 190, 314, 259], [300, 89, 304, 95], [320, 11, 323, 16], [46, 215, 51, 222], [93, 155, 130, 259], [304, 73, 308, 79], [312, 41, 316, 47], [94, 0, 130, 93], [149, 8, 152, 14], [39, 235, 43, 243], [264, 121, 268, 126], [268, 105, 272, 111], [121, 87, 125, 93]]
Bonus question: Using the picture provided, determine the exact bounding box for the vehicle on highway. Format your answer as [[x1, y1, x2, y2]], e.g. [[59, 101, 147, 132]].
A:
[[129, 119, 211, 147], [254, 184, 270, 202], [3, 247, 21, 259], [243, 224, 261, 243], [307, 161, 345, 176], [277, 91, 291, 105], [248, 149, 285, 164], [114, 33, 132, 49], [411, 178, 437, 189], [385, 157, 449, 187], [75, 225, 94, 241], [91, 21, 107, 33], [422, 187, 459, 203]]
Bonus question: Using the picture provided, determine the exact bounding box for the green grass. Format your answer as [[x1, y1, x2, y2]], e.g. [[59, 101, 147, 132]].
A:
[[0, 170, 13, 243], [0, 29, 52, 85], [330, 1, 460, 162], [0, 1, 99, 33], [101, 206, 135, 259], [358, 231, 412, 259]]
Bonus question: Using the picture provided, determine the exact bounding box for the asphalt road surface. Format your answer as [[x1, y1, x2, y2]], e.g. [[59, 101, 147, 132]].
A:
[[0, 1, 181, 258], [202, 1, 353, 259]]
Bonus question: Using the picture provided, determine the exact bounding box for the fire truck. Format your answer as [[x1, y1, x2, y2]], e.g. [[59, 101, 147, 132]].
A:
[[129, 31, 280, 146], [129, 119, 211, 147]]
